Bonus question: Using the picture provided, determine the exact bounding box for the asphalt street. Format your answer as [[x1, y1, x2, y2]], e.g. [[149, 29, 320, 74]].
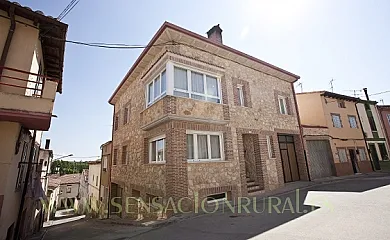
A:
[[43, 173, 390, 240]]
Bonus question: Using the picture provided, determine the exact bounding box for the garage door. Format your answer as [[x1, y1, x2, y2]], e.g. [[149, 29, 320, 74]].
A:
[[306, 140, 334, 180]]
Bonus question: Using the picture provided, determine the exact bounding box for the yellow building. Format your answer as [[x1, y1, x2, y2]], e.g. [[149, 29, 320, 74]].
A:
[[0, 1, 67, 239], [296, 91, 373, 179]]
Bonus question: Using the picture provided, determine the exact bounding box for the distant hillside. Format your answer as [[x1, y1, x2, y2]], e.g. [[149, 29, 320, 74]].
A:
[[50, 160, 90, 175]]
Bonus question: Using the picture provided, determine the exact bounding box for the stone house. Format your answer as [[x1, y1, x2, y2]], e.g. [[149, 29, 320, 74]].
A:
[[108, 22, 308, 217], [296, 91, 373, 180]]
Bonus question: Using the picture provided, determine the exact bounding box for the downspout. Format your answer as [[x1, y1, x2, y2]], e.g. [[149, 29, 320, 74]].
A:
[[0, 6, 15, 78], [14, 130, 37, 240], [291, 82, 311, 181], [107, 105, 115, 219], [355, 103, 375, 171]]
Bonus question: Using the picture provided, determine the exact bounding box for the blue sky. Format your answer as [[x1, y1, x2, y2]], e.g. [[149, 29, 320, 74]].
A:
[[19, 0, 390, 160]]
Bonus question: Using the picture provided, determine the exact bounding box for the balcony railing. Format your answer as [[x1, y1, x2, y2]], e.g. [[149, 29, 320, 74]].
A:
[[0, 66, 59, 98]]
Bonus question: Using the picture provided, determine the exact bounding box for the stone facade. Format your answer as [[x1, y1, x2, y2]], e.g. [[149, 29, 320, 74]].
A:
[[110, 28, 306, 218]]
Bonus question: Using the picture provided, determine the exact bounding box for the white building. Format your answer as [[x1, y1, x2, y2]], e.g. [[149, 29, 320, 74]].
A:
[[88, 160, 101, 215]]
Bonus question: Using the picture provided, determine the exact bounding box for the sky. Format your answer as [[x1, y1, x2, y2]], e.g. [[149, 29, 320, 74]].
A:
[[18, 0, 390, 161]]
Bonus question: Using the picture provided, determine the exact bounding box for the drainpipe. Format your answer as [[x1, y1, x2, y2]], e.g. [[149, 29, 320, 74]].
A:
[[14, 130, 37, 240], [0, 6, 15, 78], [355, 103, 375, 171], [291, 82, 311, 181], [107, 105, 115, 219]]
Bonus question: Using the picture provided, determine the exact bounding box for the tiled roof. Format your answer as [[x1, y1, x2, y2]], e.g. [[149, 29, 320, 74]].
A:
[[58, 173, 81, 185]]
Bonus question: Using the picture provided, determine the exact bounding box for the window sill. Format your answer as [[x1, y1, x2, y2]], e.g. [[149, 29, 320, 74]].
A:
[[148, 162, 166, 165], [187, 160, 228, 163]]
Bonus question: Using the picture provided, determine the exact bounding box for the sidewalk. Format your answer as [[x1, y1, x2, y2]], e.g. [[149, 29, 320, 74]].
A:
[[102, 172, 389, 228]]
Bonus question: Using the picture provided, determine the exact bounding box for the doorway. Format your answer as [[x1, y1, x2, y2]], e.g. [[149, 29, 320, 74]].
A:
[[110, 183, 122, 216], [242, 134, 264, 192], [278, 135, 300, 182], [348, 149, 359, 174], [369, 144, 381, 170]]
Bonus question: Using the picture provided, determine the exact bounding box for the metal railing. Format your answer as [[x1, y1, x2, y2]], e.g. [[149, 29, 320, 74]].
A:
[[0, 66, 59, 98]]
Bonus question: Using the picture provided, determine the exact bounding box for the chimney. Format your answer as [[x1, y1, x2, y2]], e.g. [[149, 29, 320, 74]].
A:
[[207, 24, 223, 44], [45, 139, 50, 150]]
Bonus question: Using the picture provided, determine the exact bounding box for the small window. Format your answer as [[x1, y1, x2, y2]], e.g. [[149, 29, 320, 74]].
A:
[[338, 148, 348, 162], [96, 176, 99, 186], [237, 85, 245, 107], [278, 96, 288, 115], [113, 149, 118, 165], [147, 70, 167, 106], [149, 136, 165, 163], [123, 107, 129, 125], [387, 114, 390, 126], [207, 192, 227, 203], [66, 185, 71, 193], [187, 131, 223, 162], [357, 148, 367, 161], [122, 145, 127, 165], [114, 114, 119, 131], [337, 100, 346, 108], [103, 156, 108, 171], [331, 114, 342, 128], [348, 116, 358, 128], [267, 136, 276, 159]]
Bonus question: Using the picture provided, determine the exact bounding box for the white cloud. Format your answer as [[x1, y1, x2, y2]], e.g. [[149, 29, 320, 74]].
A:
[[240, 26, 250, 39]]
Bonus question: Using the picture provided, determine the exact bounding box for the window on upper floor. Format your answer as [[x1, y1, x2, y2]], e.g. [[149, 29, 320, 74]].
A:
[[123, 106, 129, 125], [149, 136, 165, 163], [187, 131, 223, 162], [348, 115, 358, 128], [387, 114, 390, 125], [278, 96, 288, 115], [331, 114, 342, 128], [122, 145, 128, 165], [173, 66, 221, 104], [337, 100, 346, 108], [114, 114, 119, 131], [113, 149, 118, 166], [236, 84, 245, 107], [103, 156, 108, 171], [147, 70, 166, 106], [66, 185, 71, 193]]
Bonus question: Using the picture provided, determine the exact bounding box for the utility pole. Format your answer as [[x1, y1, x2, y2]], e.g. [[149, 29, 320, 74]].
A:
[[330, 79, 335, 92]]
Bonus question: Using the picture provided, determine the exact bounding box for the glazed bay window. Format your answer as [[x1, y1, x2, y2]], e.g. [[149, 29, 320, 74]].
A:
[[187, 131, 224, 162], [149, 136, 165, 163], [173, 66, 221, 103], [147, 70, 166, 106]]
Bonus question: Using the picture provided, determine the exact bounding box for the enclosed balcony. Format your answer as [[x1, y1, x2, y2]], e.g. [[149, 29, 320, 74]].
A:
[[0, 66, 58, 130]]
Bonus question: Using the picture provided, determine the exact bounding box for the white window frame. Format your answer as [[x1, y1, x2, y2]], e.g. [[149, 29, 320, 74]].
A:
[[149, 135, 166, 164], [186, 130, 224, 162], [266, 136, 276, 159], [173, 64, 222, 104], [146, 69, 167, 106], [331, 114, 342, 128], [237, 84, 245, 106], [278, 96, 288, 115], [348, 115, 358, 128]]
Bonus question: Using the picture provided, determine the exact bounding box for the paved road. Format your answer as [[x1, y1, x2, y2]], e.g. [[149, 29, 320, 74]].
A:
[[44, 173, 390, 240]]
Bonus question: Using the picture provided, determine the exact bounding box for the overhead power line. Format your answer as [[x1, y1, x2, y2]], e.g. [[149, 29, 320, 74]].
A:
[[58, 0, 80, 21], [369, 90, 390, 96]]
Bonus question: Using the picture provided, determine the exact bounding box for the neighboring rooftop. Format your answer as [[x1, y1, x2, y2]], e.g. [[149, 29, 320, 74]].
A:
[[0, 0, 68, 92], [297, 91, 361, 102], [88, 160, 101, 165]]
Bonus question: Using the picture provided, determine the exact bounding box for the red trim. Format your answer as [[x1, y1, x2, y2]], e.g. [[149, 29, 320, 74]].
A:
[[0, 108, 51, 130], [108, 22, 300, 104]]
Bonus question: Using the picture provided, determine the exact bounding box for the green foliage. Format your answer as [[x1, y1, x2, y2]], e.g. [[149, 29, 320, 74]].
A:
[[50, 160, 89, 175]]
